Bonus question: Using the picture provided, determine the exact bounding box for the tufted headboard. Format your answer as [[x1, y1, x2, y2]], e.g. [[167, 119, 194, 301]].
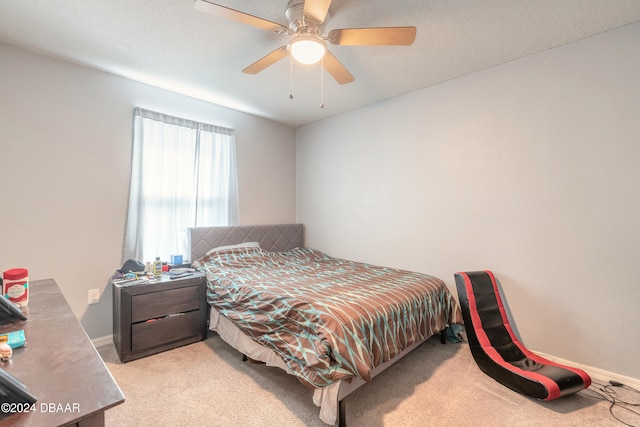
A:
[[188, 224, 304, 263]]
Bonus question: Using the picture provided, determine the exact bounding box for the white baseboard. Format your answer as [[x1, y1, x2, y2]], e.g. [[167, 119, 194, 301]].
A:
[[534, 350, 640, 390], [91, 334, 113, 348]]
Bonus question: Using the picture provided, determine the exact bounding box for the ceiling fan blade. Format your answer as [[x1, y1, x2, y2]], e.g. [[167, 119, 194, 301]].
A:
[[303, 0, 332, 24], [322, 51, 354, 85], [194, 0, 289, 33], [242, 46, 290, 74], [328, 27, 417, 46]]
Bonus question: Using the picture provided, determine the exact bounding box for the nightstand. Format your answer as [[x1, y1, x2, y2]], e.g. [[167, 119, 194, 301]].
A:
[[112, 272, 208, 362]]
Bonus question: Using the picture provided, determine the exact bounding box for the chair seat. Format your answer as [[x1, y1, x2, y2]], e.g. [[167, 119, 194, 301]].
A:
[[454, 270, 590, 400]]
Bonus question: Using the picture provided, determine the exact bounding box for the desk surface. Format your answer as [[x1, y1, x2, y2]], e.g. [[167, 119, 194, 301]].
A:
[[0, 279, 124, 426]]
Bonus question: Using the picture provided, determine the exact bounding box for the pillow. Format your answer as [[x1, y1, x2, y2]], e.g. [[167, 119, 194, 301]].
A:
[[205, 241, 260, 256]]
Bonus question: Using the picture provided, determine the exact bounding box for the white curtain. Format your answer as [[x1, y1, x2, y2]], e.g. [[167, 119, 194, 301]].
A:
[[122, 108, 239, 263]]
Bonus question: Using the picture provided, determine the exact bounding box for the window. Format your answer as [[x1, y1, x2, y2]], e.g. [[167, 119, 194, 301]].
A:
[[122, 108, 239, 263]]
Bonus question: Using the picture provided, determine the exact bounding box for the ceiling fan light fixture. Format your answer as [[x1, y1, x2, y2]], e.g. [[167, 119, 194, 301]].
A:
[[290, 37, 326, 64]]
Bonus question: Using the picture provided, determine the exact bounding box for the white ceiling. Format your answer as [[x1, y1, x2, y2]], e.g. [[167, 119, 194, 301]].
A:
[[1, 1, 640, 128]]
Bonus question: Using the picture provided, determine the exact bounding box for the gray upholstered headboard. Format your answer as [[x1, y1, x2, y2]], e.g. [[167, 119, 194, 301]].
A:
[[188, 224, 304, 262]]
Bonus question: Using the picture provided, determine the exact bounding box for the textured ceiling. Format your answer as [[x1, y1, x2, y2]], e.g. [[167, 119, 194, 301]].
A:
[[1, 0, 640, 128]]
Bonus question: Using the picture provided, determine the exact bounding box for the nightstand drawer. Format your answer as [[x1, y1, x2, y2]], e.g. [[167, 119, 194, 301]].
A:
[[131, 285, 200, 323], [131, 311, 201, 352]]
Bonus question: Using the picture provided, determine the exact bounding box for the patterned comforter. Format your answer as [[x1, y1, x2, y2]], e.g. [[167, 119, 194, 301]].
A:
[[193, 247, 462, 388]]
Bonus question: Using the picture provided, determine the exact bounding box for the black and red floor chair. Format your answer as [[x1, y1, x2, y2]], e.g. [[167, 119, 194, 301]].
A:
[[454, 270, 591, 400]]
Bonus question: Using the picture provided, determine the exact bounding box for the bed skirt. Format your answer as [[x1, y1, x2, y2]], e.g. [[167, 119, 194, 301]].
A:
[[209, 309, 434, 425]]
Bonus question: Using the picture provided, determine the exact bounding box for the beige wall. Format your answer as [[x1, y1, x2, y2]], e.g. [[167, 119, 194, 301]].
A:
[[0, 43, 296, 339], [296, 23, 640, 380]]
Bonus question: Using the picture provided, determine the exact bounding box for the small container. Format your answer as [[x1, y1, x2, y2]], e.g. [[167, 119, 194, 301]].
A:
[[153, 257, 162, 279], [3, 268, 29, 307]]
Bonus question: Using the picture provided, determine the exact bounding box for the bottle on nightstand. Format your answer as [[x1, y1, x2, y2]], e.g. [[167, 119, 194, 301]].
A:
[[153, 257, 162, 279]]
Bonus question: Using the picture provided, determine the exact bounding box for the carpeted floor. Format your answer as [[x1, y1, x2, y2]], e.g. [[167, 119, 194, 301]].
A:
[[97, 333, 635, 426]]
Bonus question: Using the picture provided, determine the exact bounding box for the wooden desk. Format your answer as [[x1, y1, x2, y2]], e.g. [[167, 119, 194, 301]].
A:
[[0, 279, 124, 426]]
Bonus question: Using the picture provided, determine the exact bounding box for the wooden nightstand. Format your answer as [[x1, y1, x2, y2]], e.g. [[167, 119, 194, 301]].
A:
[[112, 272, 208, 362]]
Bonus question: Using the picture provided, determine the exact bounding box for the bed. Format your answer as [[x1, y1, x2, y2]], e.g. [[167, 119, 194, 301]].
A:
[[189, 224, 462, 426]]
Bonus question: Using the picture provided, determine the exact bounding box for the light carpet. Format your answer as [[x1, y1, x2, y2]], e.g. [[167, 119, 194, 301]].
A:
[[97, 333, 633, 426]]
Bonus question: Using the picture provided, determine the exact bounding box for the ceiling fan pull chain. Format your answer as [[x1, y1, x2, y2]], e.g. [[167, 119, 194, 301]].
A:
[[320, 58, 325, 109], [289, 54, 294, 99]]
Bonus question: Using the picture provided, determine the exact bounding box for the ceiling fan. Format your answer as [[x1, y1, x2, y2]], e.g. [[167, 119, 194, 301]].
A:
[[193, 0, 417, 85]]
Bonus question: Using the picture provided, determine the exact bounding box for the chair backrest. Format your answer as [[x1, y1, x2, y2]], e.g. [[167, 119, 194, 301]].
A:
[[455, 270, 529, 365]]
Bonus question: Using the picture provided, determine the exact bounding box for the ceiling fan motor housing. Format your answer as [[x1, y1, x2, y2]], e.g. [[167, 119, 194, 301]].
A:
[[286, 0, 329, 35]]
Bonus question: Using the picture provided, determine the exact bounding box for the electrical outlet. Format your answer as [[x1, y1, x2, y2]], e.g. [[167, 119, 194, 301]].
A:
[[88, 289, 100, 305]]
